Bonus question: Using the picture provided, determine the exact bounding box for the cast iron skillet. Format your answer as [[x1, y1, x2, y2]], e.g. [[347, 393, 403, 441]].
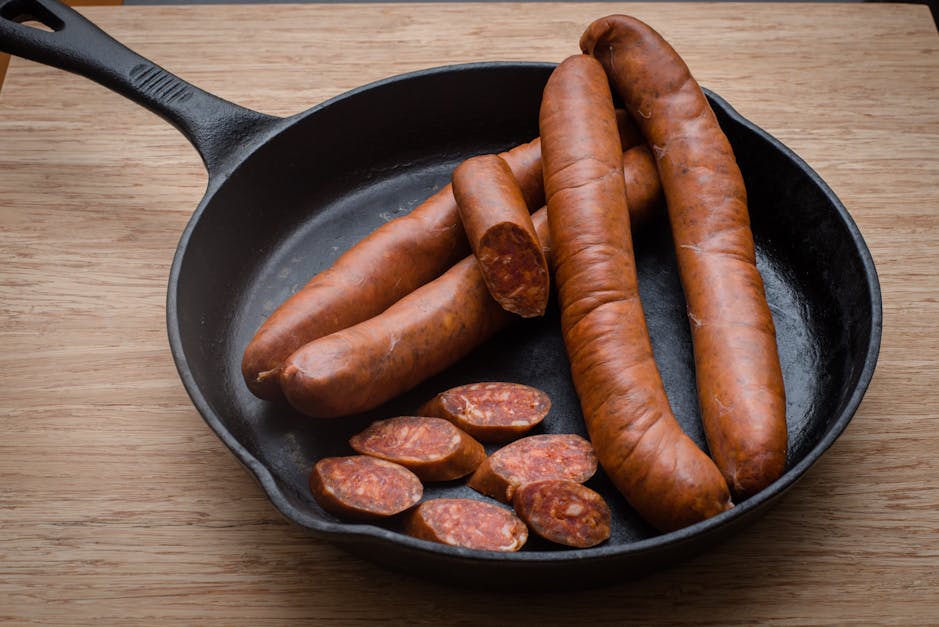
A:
[[1, 0, 881, 588]]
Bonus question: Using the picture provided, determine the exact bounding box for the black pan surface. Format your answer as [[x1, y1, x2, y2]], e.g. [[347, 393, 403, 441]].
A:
[[1, 0, 881, 589]]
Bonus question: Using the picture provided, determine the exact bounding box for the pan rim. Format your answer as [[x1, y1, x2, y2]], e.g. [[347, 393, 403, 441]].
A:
[[165, 61, 883, 565]]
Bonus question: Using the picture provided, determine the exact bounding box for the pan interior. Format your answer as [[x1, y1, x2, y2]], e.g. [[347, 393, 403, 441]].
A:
[[171, 65, 876, 556]]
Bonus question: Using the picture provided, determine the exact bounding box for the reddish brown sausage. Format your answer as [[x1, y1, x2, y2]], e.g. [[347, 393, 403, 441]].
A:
[[467, 434, 597, 503], [452, 155, 550, 317], [279, 144, 662, 419], [241, 138, 544, 401], [404, 498, 528, 552], [581, 15, 788, 499], [621, 145, 661, 227], [511, 479, 611, 548], [280, 244, 515, 418], [348, 416, 485, 481], [309, 455, 422, 520], [242, 115, 644, 402], [539, 54, 732, 532], [418, 381, 550, 443]]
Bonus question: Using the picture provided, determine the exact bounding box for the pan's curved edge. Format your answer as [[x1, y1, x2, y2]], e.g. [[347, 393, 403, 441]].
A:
[[164, 66, 883, 572]]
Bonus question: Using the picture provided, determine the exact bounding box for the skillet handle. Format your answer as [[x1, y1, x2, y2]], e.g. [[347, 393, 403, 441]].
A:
[[0, 0, 281, 178]]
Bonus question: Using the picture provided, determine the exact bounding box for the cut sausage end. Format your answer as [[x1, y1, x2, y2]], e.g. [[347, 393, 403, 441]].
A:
[[452, 153, 549, 319], [477, 223, 550, 317]]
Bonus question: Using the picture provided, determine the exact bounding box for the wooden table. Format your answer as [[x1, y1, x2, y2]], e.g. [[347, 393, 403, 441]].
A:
[[2, 3, 937, 623]]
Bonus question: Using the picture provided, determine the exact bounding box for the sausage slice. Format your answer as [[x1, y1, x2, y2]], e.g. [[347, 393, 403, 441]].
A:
[[405, 498, 528, 552], [418, 381, 550, 443], [349, 416, 485, 481], [512, 479, 611, 548], [309, 455, 422, 520]]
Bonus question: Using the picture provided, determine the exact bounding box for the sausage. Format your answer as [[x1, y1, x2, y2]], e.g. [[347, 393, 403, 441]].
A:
[[240, 137, 542, 402], [279, 144, 663, 419], [466, 434, 597, 503], [417, 381, 550, 443], [452, 155, 550, 317], [242, 114, 645, 402], [511, 479, 611, 548], [348, 416, 485, 481], [581, 15, 788, 499], [539, 54, 732, 532], [308, 455, 422, 520], [620, 145, 661, 227], [280, 242, 515, 418], [404, 498, 528, 552]]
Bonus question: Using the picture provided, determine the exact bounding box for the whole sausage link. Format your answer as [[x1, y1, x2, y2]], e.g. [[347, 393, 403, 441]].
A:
[[540, 54, 732, 532], [581, 15, 788, 499]]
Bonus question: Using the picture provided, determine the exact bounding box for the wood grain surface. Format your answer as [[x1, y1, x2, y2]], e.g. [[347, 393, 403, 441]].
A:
[[1, 3, 938, 624]]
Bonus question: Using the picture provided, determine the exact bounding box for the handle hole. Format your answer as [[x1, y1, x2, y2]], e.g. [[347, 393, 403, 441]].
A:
[[0, 0, 64, 32], [18, 18, 55, 32]]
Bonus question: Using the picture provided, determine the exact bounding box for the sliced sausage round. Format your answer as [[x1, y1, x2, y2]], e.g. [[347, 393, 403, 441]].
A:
[[349, 416, 485, 482], [512, 479, 611, 548], [309, 455, 422, 521], [467, 434, 597, 503], [418, 381, 551, 443], [404, 498, 528, 552]]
